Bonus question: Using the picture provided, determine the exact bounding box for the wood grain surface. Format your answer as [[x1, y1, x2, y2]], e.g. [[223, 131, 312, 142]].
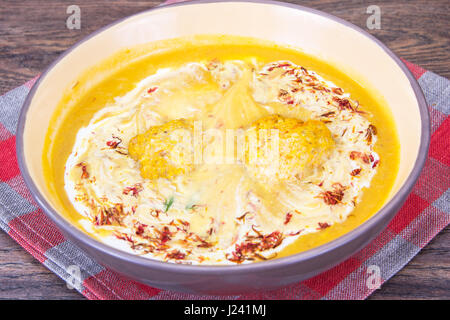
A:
[[0, 0, 448, 300]]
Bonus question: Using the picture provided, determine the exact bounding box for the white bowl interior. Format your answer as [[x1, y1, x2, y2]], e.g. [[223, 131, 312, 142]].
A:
[[23, 2, 421, 219]]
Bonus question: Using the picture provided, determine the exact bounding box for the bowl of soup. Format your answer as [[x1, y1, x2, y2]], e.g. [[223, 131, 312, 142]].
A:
[[16, 0, 429, 294]]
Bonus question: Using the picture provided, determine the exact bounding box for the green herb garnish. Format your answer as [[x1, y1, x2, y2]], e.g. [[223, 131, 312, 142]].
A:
[[163, 196, 174, 213]]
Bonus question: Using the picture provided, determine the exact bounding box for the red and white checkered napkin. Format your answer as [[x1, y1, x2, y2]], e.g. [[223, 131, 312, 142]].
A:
[[0, 34, 448, 299]]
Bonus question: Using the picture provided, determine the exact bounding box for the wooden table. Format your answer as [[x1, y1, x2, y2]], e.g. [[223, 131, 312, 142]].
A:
[[0, 0, 448, 299]]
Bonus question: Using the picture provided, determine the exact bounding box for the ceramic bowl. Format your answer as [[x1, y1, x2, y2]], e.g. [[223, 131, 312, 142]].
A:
[[17, 0, 429, 294]]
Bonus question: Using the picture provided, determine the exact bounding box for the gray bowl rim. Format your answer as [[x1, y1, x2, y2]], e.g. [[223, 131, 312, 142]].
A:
[[16, 0, 430, 275]]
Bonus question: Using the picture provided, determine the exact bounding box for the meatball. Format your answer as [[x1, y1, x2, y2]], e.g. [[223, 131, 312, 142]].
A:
[[128, 119, 194, 180], [244, 115, 335, 183]]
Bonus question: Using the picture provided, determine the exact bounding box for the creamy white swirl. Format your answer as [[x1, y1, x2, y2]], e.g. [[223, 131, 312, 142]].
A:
[[65, 60, 379, 264]]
